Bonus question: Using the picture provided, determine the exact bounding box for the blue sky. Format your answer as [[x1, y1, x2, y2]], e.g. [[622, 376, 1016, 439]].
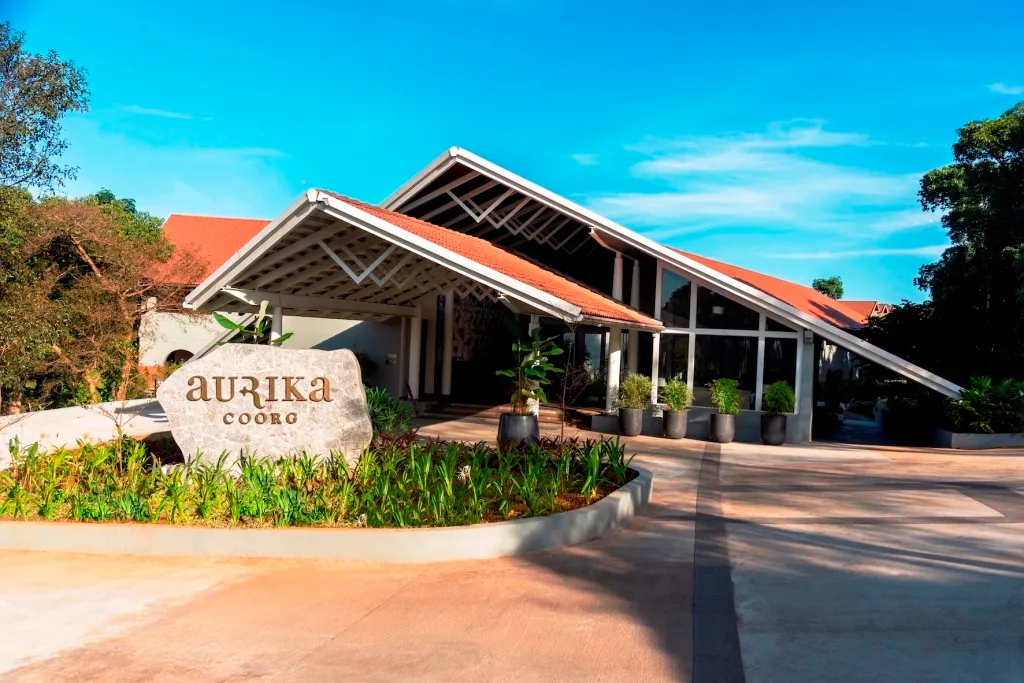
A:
[[9, 0, 1024, 303]]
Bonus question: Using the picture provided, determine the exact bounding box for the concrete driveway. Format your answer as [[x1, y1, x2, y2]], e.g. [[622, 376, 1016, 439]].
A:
[[2, 419, 1023, 682]]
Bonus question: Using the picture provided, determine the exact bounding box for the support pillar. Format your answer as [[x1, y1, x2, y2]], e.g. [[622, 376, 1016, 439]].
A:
[[612, 252, 623, 301], [627, 258, 640, 373], [408, 308, 421, 402], [605, 327, 622, 413], [527, 314, 541, 416], [270, 305, 283, 343], [424, 296, 437, 395], [650, 332, 661, 405], [441, 291, 454, 397], [397, 317, 408, 399]]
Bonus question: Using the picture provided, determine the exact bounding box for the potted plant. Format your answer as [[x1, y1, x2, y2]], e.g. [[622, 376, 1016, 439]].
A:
[[618, 373, 652, 436], [495, 329, 563, 444], [761, 380, 794, 445], [661, 374, 691, 439], [709, 378, 740, 443]]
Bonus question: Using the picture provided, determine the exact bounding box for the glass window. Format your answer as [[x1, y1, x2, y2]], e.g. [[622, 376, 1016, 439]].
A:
[[658, 334, 689, 391], [765, 317, 796, 332], [695, 287, 759, 330], [763, 338, 797, 389], [660, 269, 691, 328], [693, 335, 757, 408]]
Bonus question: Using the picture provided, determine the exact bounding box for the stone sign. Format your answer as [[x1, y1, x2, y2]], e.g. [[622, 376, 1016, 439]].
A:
[[156, 345, 373, 466]]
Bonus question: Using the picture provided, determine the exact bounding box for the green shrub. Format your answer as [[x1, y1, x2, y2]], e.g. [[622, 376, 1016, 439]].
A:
[[364, 386, 414, 437], [661, 375, 691, 412], [709, 378, 741, 415], [1, 436, 636, 528], [762, 381, 795, 416], [619, 373, 652, 410], [945, 376, 1024, 434]]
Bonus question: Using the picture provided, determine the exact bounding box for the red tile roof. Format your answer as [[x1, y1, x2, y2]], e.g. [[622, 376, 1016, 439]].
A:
[[159, 214, 271, 285], [318, 191, 661, 329], [670, 249, 866, 329]]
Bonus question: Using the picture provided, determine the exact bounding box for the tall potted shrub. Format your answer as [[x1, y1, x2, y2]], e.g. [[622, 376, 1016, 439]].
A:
[[661, 374, 691, 439], [495, 329, 563, 444], [709, 378, 740, 443], [618, 373, 652, 436], [761, 380, 794, 445]]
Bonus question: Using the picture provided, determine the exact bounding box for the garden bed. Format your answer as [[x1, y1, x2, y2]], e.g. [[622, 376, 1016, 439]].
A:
[[0, 434, 637, 529], [934, 428, 1024, 450]]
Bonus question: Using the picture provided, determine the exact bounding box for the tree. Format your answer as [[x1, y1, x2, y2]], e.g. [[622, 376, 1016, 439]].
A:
[[812, 276, 844, 300], [0, 22, 89, 192]]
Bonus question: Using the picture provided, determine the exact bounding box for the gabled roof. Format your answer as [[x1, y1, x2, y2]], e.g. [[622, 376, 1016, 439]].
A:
[[672, 249, 866, 329], [384, 147, 961, 397], [844, 300, 893, 323], [178, 190, 661, 331]]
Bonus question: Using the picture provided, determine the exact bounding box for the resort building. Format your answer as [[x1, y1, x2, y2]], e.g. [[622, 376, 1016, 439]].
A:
[[143, 148, 958, 442]]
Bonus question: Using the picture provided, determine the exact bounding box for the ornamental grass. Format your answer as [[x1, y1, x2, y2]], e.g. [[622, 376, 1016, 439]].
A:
[[0, 435, 635, 528]]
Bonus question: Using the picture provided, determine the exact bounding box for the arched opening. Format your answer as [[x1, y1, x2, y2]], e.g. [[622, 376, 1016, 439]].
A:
[[165, 349, 194, 364]]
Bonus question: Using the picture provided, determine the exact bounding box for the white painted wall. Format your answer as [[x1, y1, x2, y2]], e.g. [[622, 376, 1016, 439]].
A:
[[139, 311, 402, 393]]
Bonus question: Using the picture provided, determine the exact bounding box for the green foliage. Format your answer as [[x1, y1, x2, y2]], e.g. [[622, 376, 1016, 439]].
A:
[[762, 380, 795, 416], [812, 276, 844, 300], [214, 300, 294, 346], [619, 373, 652, 410], [709, 378, 741, 415], [661, 375, 691, 412], [1, 436, 636, 528], [364, 386, 414, 438], [945, 376, 1024, 434], [0, 21, 90, 191], [495, 328, 564, 414]]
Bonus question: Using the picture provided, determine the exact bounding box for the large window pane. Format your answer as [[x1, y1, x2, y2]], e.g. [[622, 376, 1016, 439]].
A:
[[693, 335, 757, 408], [765, 317, 795, 332], [763, 338, 797, 390], [660, 269, 691, 328], [696, 287, 759, 330], [658, 334, 689, 393]]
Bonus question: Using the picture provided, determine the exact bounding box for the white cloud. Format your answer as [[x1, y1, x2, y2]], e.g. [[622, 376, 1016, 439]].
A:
[[571, 153, 599, 165], [988, 83, 1024, 95], [121, 105, 213, 121], [772, 245, 948, 260], [584, 119, 927, 238]]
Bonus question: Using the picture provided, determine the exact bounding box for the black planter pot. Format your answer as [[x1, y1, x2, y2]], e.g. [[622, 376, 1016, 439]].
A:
[[710, 413, 736, 443], [663, 410, 687, 439], [761, 414, 787, 446], [619, 407, 644, 436], [497, 413, 539, 446]]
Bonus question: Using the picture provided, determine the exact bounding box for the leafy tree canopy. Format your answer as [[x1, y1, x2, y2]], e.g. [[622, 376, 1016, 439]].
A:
[[0, 22, 89, 192], [812, 276, 844, 300]]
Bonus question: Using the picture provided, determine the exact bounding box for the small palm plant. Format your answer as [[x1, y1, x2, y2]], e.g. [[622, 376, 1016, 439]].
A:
[[762, 381, 795, 416], [619, 373, 653, 410], [709, 378, 741, 415], [495, 329, 564, 415], [661, 375, 691, 412], [213, 300, 293, 346]]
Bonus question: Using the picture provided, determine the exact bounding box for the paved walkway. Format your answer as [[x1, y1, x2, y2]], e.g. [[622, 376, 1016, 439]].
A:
[[2, 418, 1024, 681]]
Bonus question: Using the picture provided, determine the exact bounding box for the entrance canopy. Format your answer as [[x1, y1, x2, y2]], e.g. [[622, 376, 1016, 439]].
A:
[[184, 190, 661, 331]]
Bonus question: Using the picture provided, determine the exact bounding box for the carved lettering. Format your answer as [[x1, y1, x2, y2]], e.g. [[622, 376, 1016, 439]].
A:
[[309, 377, 332, 402], [266, 376, 278, 402], [186, 376, 210, 402], [214, 376, 236, 402], [283, 377, 306, 401], [238, 413, 251, 425], [286, 412, 298, 424], [254, 412, 267, 424], [223, 413, 235, 424], [239, 376, 264, 409], [271, 413, 282, 425]]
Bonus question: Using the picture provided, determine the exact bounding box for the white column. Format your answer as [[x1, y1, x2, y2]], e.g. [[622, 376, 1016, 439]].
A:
[[686, 332, 696, 397], [424, 297, 437, 395], [606, 327, 622, 413], [650, 332, 661, 405], [627, 258, 640, 373], [528, 314, 539, 334], [754, 313, 766, 411], [441, 291, 454, 396], [398, 317, 408, 399], [270, 305, 283, 343], [527, 314, 541, 416], [612, 251, 623, 301], [408, 308, 422, 401]]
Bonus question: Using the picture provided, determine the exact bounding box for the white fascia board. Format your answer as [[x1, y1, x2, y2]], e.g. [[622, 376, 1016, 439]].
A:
[[314, 192, 583, 324], [381, 147, 460, 210], [383, 148, 960, 397], [184, 190, 321, 310]]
